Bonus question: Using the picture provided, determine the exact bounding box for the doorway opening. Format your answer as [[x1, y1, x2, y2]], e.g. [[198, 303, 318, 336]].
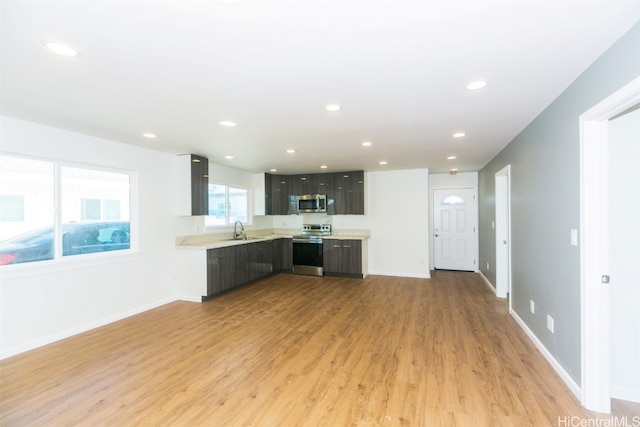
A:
[[580, 76, 640, 413], [495, 165, 511, 302]]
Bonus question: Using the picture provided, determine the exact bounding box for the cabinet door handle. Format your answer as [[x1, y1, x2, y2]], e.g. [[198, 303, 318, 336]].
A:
[[333, 245, 341, 248], [343, 245, 351, 248]]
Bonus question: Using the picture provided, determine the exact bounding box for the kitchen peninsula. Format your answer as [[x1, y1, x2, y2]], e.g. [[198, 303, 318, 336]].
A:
[[176, 227, 369, 301]]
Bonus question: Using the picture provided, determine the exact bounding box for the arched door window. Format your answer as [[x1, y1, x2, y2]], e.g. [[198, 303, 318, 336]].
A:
[[441, 194, 465, 205]]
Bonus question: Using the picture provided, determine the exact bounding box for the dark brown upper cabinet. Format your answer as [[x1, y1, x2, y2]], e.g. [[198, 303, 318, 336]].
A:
[[256, 170, 364, 215], [178, 154, 209, 216]]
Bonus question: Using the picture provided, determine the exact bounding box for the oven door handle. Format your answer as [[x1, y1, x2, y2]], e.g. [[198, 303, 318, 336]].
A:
[[292, 238, 322, 243]]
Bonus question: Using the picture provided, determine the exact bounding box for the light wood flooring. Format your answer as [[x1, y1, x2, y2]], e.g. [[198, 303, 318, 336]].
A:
[[1, 271, 638, 426]]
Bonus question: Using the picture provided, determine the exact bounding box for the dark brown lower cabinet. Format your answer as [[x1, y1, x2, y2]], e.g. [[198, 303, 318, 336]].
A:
[[207, 239, 290, 297], [246, 240, 273, 282], [207, 245, 246, 296], [273, 238, 292, 272], [323, 238, 363, 278]]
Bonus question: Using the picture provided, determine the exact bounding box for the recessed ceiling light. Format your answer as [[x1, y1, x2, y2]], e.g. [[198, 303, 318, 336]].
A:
[[379, 161, 388, 165], [219, 120, 237, 127], [286, 149, 296, 154], [361, 141, 372, 147], [320, 165, 328, 169], [453, 132, 466, 138], [270, 168, 277, 172], [325, 104, 341, 112], [44, 41, 78, 57], [143, 133, 157, 139], [224, 155, 234, 160], [447, 156, 457, 160], [466, 80, 487, 90]]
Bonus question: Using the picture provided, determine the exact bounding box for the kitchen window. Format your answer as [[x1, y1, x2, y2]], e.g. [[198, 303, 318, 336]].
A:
[[0, 154, 132, 267], [205, 183, 248, 226]]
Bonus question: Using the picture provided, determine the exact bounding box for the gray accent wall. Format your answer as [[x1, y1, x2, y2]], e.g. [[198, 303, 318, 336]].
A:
[[478, 22, 640, 385]]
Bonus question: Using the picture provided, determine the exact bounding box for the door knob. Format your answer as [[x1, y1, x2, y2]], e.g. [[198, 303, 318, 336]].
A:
[[434, 234, 439, 237]]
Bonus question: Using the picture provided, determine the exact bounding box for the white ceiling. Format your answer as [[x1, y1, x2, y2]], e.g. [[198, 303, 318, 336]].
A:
[[2, 1, 639, 174]]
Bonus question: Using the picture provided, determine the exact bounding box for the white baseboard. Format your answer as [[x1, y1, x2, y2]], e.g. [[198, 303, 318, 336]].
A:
[[478, 271, 497, 294], [510, 309, 581, 399], [611, 388, 640, 403], [176, 295, 203, 303], [368, 270, 431, 279], [0, 296, 178, 360]]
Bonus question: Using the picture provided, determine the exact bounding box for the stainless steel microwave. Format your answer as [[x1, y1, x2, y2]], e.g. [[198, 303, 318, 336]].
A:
[[294, 194, 327, 213]]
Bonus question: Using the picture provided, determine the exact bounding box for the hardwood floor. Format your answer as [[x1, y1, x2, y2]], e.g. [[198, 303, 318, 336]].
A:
[[1, 271, 638, 426]]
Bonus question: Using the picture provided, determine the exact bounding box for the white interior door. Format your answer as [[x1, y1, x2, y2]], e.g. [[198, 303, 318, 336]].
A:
[[433, 188, 477, 271]]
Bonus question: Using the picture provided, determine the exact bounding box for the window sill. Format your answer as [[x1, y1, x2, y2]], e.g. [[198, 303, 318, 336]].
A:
[[0, 250, 141, 280]]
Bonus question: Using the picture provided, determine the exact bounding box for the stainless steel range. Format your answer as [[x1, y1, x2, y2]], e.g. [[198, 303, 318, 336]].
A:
[[292, 224, 331, 276]]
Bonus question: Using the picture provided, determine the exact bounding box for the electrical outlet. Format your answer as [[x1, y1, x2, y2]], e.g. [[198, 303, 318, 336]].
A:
[[547, 315, 554, 333], [530, 300, 535, 314]]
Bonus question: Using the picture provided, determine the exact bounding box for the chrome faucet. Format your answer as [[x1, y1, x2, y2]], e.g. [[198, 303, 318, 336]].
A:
[[233, 220, 244, 240]]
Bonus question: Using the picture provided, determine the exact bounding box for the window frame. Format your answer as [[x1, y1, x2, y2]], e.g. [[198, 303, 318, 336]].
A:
[[0, 153, 138, 276], [205, 182, 249, 227]]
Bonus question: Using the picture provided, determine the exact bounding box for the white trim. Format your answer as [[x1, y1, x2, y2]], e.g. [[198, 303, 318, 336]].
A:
[[580, 75, 640, 413], [511, 308, 581, 399], [477, 271, 496, 294], [0, 251, 141, 280], [177, 295, 203, 303], [0, 296, 179, 360], [495, 165, 512, 300], [611, 388, 640, 404], [368, 271, 431, 279]]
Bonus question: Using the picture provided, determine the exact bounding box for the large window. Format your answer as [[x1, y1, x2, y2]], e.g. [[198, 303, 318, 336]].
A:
[[205, 183, 248, 226], [0, 154, 132, 266]]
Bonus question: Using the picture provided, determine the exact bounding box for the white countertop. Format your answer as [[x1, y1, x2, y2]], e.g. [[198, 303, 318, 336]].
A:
[[176, 230, 370, 250], [176, 234, 289, 250]]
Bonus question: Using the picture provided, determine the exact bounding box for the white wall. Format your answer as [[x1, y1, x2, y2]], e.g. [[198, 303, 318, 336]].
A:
[[210, 163, 254, 188], [367, 169, 430, 278], [428, 172, 478, 269], [608, 106, 640, 402], [0, 116, 182, 358]]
